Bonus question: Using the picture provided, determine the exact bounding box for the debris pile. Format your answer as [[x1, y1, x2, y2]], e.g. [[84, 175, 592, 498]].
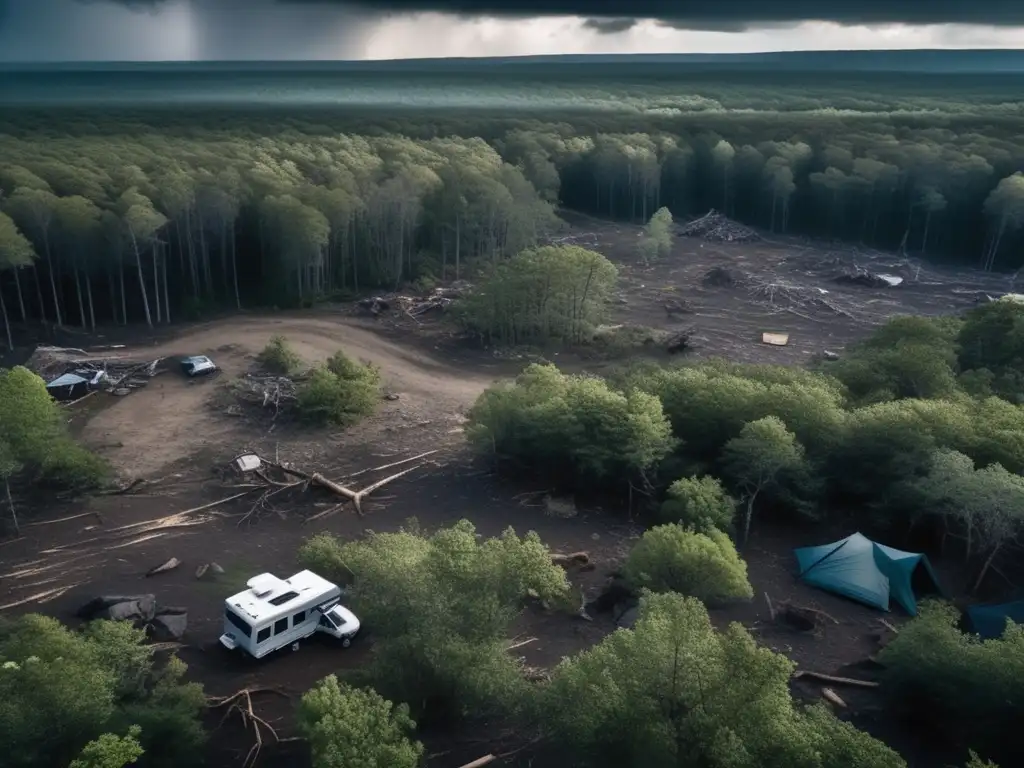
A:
[[232, 373, 302, 418], [702, 266, 744, 288], [358, 280, 472, 319], [679, 210, 759, 242], [747, 276, 856, 318], [663, 297, 694, 316], [231, 449, 439, 525], [833, 268, 903, 288], [77, 594, 188, 641], [26, 345, 165, 400]]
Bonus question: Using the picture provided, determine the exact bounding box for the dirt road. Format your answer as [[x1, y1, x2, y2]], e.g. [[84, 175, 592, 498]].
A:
[[81, 315, 501, 477]]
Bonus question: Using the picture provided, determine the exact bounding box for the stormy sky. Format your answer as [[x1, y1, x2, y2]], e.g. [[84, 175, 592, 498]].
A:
[[0, 0, 1022, 61]]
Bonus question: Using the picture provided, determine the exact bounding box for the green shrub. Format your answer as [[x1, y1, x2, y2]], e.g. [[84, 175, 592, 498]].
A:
[[622, 523, 753, 604], [540, 592, 905, 768], [298, 676, 423, 768], [660, 475, 735, 533], [296, 353, 381, 427], [40, 438, 110, 491], [879, 600, 1024, 766], [466, 363, 675, 487], [257, 335, 302, 375]]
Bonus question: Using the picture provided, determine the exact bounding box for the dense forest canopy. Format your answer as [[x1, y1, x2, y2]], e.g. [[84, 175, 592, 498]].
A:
[[1, 67, 1023, 343]]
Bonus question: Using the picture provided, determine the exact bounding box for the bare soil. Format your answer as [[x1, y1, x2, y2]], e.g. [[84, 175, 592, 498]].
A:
[[2, 213, 1002, 767]]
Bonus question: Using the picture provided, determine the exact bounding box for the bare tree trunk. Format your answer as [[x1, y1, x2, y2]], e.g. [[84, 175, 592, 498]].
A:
[[151, 244, 161, 324], [972, 544, 1002, 595], [129, 227, 154, 328], [33, 265, 47, 323], [43, 233, 64, 327], [161, 247, 171, 324], [86, 271, 96, 330], [75, 264, 87, 329], [11, 268, 27, 321], [742, 489, 760, 547], [4, 479, 17, 537], [0, 282, 12, 350]]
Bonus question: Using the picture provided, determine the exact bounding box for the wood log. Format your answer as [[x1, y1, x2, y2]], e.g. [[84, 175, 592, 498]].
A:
[[792, 670, 879, 688], [458, 756, 495, 768], [821, 688, 847, 708]]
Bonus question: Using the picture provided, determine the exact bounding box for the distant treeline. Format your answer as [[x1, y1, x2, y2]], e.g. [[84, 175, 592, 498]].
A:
[[1, 72, 1023, 339]]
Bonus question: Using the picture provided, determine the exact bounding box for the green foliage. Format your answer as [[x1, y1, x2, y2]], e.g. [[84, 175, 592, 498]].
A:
[[722, 416, 806, 544], [964, 751, 1000, 768], [258, 335, 302, 375], [623, 524, 753, 604], [457, 245, 618, 346], [0, 366, 108, 491], [660, 474, 736, 532], [297, 675, 424, 768], [296, 352, 381, 427], [0, 615, 205, 768], [299, 519, 569, 718], [637, 206, 672, 263], [879, 601, 1024, 765], [466, 363, 674, 487], [830, 315, 962, 403], [540, 591, 905, 768], [958, 300, 1024, 402], [68, 726, 144, 768]]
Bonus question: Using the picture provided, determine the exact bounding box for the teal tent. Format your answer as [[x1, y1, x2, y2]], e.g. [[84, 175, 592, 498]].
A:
[[965, 600, 1024, 639], [793, 532, 942, 615]]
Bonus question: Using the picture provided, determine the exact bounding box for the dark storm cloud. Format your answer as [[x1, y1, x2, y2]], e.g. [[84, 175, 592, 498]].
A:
[[79, 0, 1024, 28], [582, 18, 638, 35]]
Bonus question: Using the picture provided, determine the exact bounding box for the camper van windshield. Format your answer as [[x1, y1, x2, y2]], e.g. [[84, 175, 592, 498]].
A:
[[225, 607, 252, 637]]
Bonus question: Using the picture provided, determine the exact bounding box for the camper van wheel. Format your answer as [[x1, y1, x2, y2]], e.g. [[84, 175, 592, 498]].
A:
[[291, 642, 300, 652], [342, 637, 352, 648]]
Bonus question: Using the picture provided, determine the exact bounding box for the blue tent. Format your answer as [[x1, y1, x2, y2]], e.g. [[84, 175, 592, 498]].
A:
[[965, 600, 1024, 639], [793, 532, 942, 616]]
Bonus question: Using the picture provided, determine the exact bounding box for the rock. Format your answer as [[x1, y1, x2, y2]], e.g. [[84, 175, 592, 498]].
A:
[[616, 606, 639, 628], [822, 350, 840, 361], [210, 562, 225, 575], [78, 594, 158, 623], [150, 610, 188, 641]]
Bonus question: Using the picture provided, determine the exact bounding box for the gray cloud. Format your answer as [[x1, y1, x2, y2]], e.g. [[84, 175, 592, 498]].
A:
[[582, 17, 638, 34], [82, 1, 1024, 28]]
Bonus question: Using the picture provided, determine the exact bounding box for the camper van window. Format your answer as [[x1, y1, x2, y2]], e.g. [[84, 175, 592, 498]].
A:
[[256, 627, 271, 644], [225, 608, 252, 637], [274, 618, 288, 635], [319, 613, 335, 629], [292, 610, 306, 624], [268, 590, 299, 606]]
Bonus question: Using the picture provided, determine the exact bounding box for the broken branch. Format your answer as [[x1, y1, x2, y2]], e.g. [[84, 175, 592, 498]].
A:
[[792, 670, 879, 689]]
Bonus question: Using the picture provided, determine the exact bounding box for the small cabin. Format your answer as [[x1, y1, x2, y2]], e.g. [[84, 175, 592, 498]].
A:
[[219, 570, 342, 658]]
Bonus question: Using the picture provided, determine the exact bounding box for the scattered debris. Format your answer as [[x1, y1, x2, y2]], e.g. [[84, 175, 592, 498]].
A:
[[747, 275, 857, 318], [822, 350, 840, 361], [665, 329, 693, 355], [679, 210, 759, 242], [761, 332, 790, 346], [195, 562, 225, 580], [232, 373, 300, 418], [821, 688, 847, 708], [234, 454, 263, 473], [792, 670, 879, 689], [358, 281, 472, 320], [663, 297, 693, 316], [833, 268, 903, 288], [27, 345, 165, 401], [702, 266, 744, 287], [776, 601, 840, 633], [146, 557, 181, 577], [544, 495, 577, 519], [206, 688, 292, 768], [550, 551, 591, 569]]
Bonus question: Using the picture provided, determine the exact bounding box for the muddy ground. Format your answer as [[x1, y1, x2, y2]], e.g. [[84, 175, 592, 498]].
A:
[[2, 213, 1008, 768]]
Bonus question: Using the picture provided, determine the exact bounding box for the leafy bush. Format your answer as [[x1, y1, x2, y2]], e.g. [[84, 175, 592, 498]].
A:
[[879, 600, 1024, 766], [299, 520, 569, 720], [0, 366, 108, 492], [295, 352, 381, 427], [0, 615, 205, 768], [540, 592, 905, 768], [466, 363, 675, 488], [69, 726, 144, 768], [957, 299, 1024, 402], [660, 474, 736, 532], [298, 676, 423, 768], [457, 245, 618, 346], [257, 335, 302, 375], [623, 523, 753, 603]]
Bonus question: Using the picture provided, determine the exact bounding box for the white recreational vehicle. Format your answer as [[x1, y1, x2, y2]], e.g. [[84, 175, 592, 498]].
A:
[[218, 570, 360, 658]]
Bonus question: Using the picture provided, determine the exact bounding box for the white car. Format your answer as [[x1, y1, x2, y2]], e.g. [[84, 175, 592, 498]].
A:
[[317, 604, 361, 647], [180, 355, 217, 377]]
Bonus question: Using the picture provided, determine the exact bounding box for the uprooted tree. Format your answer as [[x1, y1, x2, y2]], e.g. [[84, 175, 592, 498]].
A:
[[298, 519, 570, 720]]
